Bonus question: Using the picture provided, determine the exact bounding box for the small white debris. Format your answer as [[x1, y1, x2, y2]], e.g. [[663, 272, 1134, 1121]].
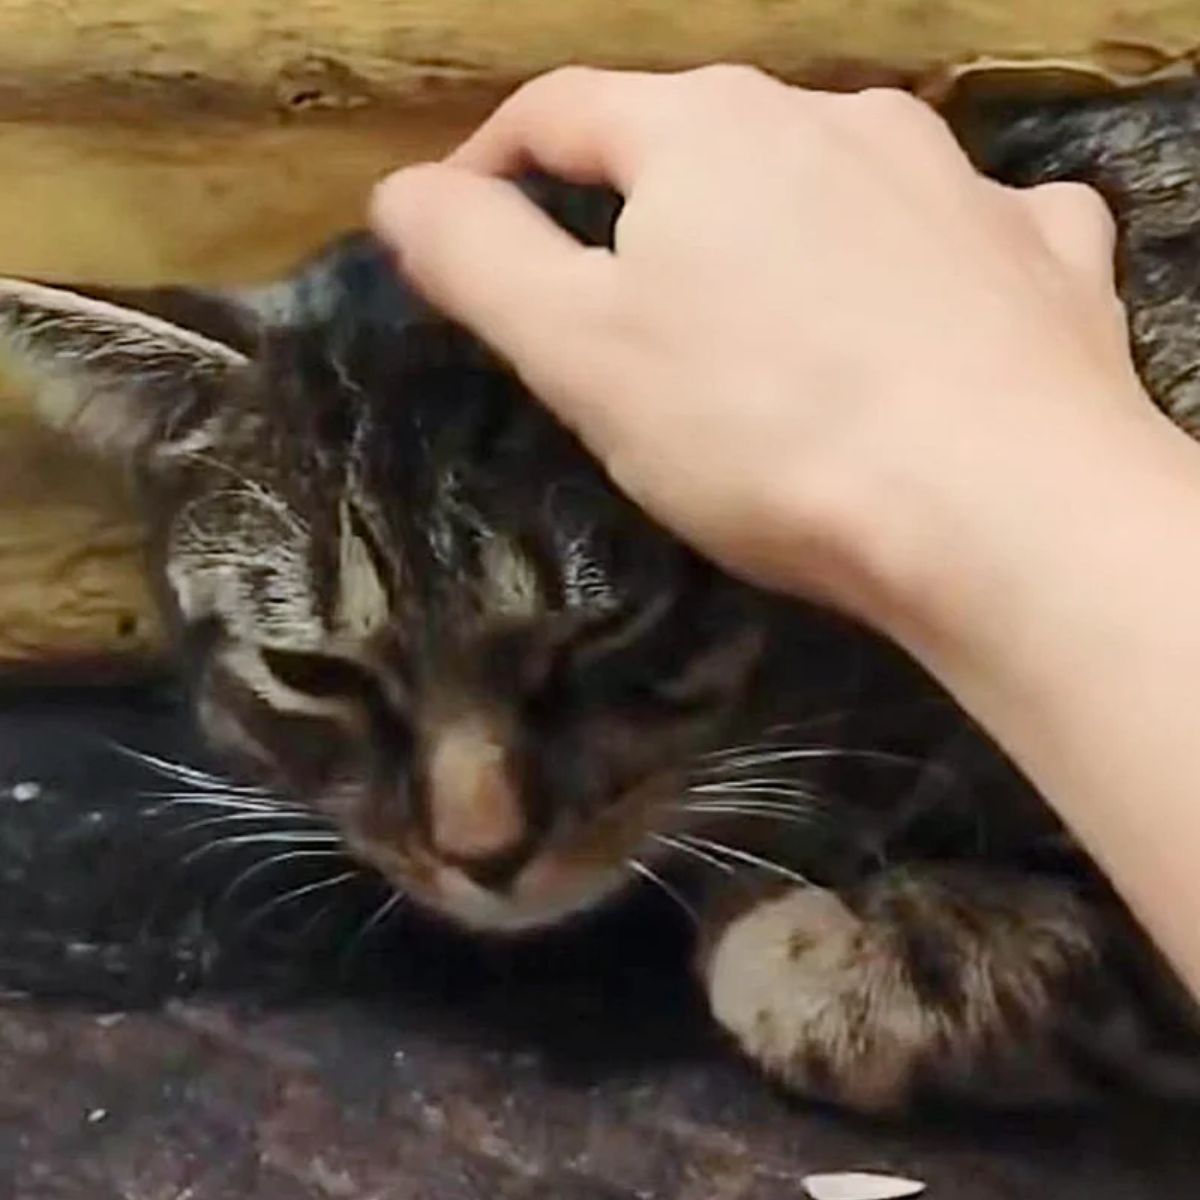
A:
[[10, 781, 41, 803], [86, 1108, 109, 1124], [802, 1172, 926, 1200]]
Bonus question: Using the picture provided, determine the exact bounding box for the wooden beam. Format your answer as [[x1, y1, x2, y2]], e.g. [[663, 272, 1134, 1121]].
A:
[[0, 0, 1194, 124], [0, 0, 1195, 672]]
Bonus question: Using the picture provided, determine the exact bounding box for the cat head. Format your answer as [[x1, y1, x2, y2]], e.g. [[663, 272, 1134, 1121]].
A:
[[0, 225, 775, 931]]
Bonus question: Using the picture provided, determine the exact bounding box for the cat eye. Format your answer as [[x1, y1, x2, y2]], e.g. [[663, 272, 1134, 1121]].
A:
[[261, 646, 380, 701], [568, 596, 675, 669], [629, 676, 725, 717], [552, 594, 742, 719]]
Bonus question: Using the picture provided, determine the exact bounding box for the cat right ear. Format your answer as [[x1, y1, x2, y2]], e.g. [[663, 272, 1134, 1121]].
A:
[[0, 277, 250, 465]]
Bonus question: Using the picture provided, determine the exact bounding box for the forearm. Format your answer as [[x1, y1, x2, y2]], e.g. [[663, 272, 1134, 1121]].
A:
[[878, 395, 1200, 995]]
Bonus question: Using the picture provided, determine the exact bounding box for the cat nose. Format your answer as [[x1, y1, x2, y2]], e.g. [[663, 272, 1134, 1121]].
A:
[[450, 843, 534, 893], [426, 715, 527, 874]]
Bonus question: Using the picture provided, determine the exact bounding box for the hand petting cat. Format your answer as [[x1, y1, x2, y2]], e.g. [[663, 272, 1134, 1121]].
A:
[[372, 67, 1200, 1001], [370, 66, 1135, 627]]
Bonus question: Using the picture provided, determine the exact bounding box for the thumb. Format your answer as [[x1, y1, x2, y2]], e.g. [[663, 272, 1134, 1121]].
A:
[[370, 163, 616, 405]]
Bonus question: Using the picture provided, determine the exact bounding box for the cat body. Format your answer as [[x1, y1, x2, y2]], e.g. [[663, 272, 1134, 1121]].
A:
[[3, 83, 1200, 1111]]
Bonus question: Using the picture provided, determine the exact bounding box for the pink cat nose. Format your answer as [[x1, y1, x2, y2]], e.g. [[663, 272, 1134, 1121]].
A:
[[449, 843, 534, 892], [425, 715, 528, 882]]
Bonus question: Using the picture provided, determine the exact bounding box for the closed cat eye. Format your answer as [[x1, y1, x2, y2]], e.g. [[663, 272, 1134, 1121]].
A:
[[628, 676, 725, 717], [260, 646, 381, 700]]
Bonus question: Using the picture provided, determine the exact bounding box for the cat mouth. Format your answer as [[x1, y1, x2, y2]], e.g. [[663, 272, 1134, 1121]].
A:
[[343, 841, 638, 934], [422, 855, 634, 932], [345, 786, 675, 934]]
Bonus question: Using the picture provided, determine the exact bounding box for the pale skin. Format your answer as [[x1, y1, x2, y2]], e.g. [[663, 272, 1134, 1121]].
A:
[[370, 65, 1200, 999]]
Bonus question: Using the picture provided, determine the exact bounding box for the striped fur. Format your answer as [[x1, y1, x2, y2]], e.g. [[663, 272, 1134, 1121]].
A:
[[6, 87, 1200, 1110]]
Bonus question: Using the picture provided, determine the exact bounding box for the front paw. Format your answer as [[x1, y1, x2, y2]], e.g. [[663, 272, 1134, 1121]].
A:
[[700, 874, 1098, 1111], [701, 886, 927, 1111]]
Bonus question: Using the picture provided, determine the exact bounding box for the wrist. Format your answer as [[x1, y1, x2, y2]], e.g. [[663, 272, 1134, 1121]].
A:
[[812, 384, 1190, 679], [847, 389, 1200, 996]]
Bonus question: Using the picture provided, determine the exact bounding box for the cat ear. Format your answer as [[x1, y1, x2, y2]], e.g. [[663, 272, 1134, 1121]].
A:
[[0, 277, 250, 464]]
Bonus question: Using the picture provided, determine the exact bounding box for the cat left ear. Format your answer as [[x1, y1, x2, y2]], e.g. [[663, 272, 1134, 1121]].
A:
[[0, 277, 250, 464]]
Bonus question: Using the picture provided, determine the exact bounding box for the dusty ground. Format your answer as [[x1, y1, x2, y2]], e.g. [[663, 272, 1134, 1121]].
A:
[[1, 686, 1199, 1199]]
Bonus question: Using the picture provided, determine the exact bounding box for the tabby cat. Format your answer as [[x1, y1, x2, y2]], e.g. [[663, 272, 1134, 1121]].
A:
[[3, 82, 1200, 1112]]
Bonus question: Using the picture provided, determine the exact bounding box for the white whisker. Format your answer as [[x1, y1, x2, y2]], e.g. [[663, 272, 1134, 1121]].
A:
[[701, 698, 959, 769], [650, 832, 734, 874], [697, 725, 849, 762], [697, 720, 850, 763], [143, 788, 286, 807], [673, 834, 810, 887], [214, 848, 350, 910], [686, 797, 815, 814], [682, 804, 818, 828], [236, 870, 361, 936], [291, 894, 349, 943], [694, 774, 820, 790], [113, 746, 269, 795], [703, 747, 930, 774], [340, 891, 408, 964], [162, 810, 334, 839], [690, 780, 822, 804], [627, 858, 699, 926], [178, 830, 343, 870], [144, 794, 284, 813]]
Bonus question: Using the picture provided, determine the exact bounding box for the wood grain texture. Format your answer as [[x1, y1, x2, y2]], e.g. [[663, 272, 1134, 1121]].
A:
[[0, 393, 162, 669], [0, 0, 1195, 121]]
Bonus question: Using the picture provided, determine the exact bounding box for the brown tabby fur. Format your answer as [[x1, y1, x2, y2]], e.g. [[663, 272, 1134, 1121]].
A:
[[3, 83, 1200, 1111]]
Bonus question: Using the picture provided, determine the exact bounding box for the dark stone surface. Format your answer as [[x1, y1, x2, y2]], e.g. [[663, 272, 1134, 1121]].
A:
[[1, 686, 1199, 1199]]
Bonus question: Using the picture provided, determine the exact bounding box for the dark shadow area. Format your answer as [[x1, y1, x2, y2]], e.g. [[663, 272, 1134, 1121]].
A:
[[2, 685, 1199, 1198], [0, 681, 712, 1068]]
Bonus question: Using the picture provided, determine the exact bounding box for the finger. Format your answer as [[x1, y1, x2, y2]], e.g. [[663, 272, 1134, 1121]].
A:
[[1020, 180, 1118, 288], [445, 66, 679, 191], [370, 161, 617, 410]]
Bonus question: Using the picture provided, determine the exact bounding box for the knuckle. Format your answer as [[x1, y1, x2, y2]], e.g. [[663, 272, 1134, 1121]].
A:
[[523, 64, 604, 106], [844, 86, 940, 134], [539, 63, 600, 89], [391, 160, 447, 190], [687, 62, 776, 98], [1053, 179, 1111, 214], [850, 86, 923, 115], [1033, 180, 1116, 232], [677, 63, 795, 137]]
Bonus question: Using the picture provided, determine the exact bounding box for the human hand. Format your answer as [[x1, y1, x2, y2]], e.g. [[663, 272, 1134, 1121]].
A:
[[370, 66, 1146, 632], [373, 67, 1200, 999]]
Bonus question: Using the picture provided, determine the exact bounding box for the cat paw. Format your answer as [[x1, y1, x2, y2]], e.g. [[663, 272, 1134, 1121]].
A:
[[701, 886, 926, 1111], [700, 875, 1098, 1111]]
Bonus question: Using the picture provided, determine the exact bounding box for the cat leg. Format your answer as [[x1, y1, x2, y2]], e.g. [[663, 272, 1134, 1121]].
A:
[[698, 865, 1182, 1111]]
